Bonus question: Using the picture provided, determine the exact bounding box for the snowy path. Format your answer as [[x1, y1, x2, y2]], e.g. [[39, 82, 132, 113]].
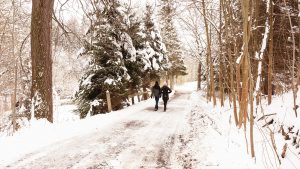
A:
[[1, 86, 298, 169], [3, 91, 192, 168], [0, 86, 241, 169]]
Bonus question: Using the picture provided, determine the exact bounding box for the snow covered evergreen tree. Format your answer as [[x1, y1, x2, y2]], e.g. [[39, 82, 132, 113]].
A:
[[159, 0, 187, 81], [142, 4, 168, 74], [126, 4, 168, 99], [123, 8, 144, 99], [75, 1, 136, 118], [139, 4, 168, 98]]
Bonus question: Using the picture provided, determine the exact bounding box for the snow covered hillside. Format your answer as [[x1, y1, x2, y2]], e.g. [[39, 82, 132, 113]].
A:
[[0, 82, 299, 169]]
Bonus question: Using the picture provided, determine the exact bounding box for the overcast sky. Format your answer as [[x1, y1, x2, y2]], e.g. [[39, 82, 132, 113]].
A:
[[54, 0, 158, 21]]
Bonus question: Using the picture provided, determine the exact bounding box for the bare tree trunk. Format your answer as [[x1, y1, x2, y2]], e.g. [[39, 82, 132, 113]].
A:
[[202, 0, 216, 106], [219, 0, 224, 107], [268, 0, 274, 105], [4, 95, 8, 112], [249, 57, 255, 158], [253, 0, 260, 106], [298, 3, 300, 85], [254, 0, 270, 109], [224, 0, 238, 125], [236, 62, 241, 103], [209, 24, 216, 106], [228, 33, 238, 125], [12, 0, 17, 132], [31, 0, 54, 122], [142, 74, 150, 100], [137, 93, 141, 102], [142, 86, 149, 100], [10, 94, 14, 114], [230, 51, 238, 125], [206, 52, 210, 101], [284, 0, 297, 117], [197, 62, 201, 90], [238, 0, 251, 128]]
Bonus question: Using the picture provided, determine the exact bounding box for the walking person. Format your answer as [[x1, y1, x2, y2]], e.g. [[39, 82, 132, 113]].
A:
[[161, 82, 172, 112], [151, 81, 161, 111]]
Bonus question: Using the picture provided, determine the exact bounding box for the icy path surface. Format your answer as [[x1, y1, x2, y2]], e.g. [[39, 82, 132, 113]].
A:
[[3, 89, 230, 169]]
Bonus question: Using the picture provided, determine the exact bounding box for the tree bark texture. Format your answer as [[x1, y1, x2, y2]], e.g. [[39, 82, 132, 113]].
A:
[[219, 0, 224, 107], [223, 0, 238, 125], [283, 0, 297, 117], [298, 2, 300, 85], [31, 0, 54, 122], [238, 0, 250, 128], [197, 62, 201, 90], [12, 0, 17, 132], [268, 0, 273, 105]]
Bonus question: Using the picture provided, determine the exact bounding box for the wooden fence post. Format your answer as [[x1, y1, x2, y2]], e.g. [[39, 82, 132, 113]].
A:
[[137, 92, 141, 102], [106, 90, 112, 112], [131, 95, 135, 105]]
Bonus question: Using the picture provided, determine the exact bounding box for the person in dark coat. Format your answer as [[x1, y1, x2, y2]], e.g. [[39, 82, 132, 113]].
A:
[[151, 81, 161, 111], [161, 82, 172, 111]]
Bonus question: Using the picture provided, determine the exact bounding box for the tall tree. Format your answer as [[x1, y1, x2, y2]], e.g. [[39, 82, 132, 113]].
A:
[[222, 0, 239, 125], [268, 0, 274, 105], [75, 1, 136, 118], [201, 0, 216, 106], [159, 0, 187, 88], [143, 5, 168, 73], [298, 1, 300, 85], [31, 0, 54, 122], [139, 4, 168, 98], [239, 0, 255, 158], [11, 0, 17, 131], [283, 0, 297, 117], [126, 4, 168, 100], [238, 0, 250, 128], [218, 0, 224, 107], [124, 8, 145, 101]]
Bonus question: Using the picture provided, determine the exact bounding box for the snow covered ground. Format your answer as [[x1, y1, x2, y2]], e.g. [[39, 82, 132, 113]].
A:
[[0, 82, 299, 169]]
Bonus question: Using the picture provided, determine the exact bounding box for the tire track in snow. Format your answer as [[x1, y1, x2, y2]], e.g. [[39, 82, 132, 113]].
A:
[[6, 120, 146, 169], [4, 91, 192, 169]]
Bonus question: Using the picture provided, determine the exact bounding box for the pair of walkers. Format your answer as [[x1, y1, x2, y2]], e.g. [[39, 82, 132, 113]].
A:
[[150, 81, 172, 111]]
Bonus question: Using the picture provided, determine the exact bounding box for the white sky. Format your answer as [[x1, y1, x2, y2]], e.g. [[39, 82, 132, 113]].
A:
[[54, 0, 157, 21]]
